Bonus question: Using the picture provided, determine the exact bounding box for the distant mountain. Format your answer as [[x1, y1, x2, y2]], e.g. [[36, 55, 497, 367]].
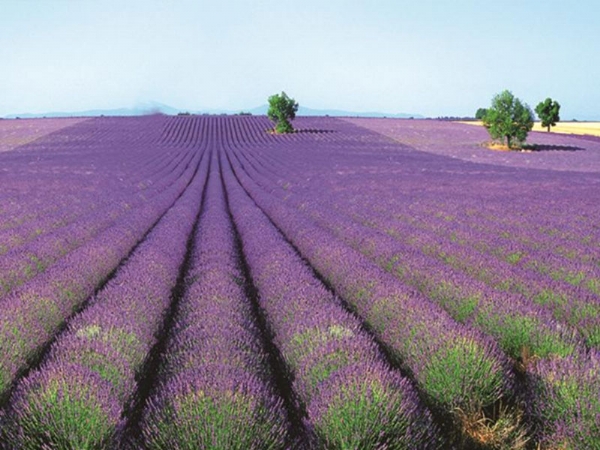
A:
[[5, 101, 180, 119], [246, 104, 422, 118], [4, 101, 422, 119]]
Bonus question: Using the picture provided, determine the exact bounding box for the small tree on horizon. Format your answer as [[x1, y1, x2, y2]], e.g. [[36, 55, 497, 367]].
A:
[[267, 91, 298, 134], [475, 108, 488, 120], [482, 90, 534, 149], [535, 98, 561, 132]]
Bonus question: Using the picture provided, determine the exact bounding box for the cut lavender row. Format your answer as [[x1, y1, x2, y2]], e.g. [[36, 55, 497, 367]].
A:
[[318, 180, 600, 264], [319, 191, 600, 292], [0, 117, 88, 153], [380, 203, 600, 299], [0, 117, 190, 251], [141, 152, 288, 449], [225, 147, 517, 446], [0, 146, 204, 400], [0, 143, 197, 299], [1, 129, 197, 241], [1, 145, 208, 448], [222, 153, 440, 448]]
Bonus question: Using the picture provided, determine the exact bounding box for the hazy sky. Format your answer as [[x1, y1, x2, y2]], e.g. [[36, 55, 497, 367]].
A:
[[1, 0, 599, 119]]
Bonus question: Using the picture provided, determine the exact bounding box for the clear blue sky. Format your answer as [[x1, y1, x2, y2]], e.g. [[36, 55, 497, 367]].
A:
[[1, 0, 598, 119]]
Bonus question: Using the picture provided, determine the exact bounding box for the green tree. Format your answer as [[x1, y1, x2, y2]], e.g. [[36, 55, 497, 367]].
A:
[[535, 98, 561, 132], [482, 90, 534, 149], [267, 91, 299, 134], [475, 108, 488, 120]]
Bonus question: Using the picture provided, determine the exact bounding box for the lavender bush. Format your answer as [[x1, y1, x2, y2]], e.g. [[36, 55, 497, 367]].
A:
[[2, 144, 209, 447], [140, 151, 289, 450], [0, 114, 598, 447], [224, 152, 440, 448]]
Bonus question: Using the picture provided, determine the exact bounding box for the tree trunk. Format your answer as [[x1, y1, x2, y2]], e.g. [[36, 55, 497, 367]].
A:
[[547, 125, 551, 132]]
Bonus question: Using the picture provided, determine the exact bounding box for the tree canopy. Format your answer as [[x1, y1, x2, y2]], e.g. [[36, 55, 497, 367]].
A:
[[267, 92, 299, 134], [482, 90, 533, 149], [535, 98, 561, 132], [475, 108, 488, 120]]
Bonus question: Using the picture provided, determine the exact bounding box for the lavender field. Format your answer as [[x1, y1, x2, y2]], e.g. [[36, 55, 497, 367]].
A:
[[0, 115, 599, 449]]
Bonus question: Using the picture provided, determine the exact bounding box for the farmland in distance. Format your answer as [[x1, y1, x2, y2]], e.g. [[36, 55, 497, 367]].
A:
[[0, 114, 599, 449]]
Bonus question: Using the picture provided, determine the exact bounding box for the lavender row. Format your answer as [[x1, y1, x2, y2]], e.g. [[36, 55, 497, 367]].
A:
[[374, 219, 600, 348], [222, 153, 440, 448], [236, 142, 600, 352], [223, 157, 523, 445], [332, 199, 600, 308], [227, 119, 600, 447], [0, 143, 197, 299], [0, 145, 204, 401], [232, 145, 583, 363], [1, 142, 208, 448], [234, 146, 600, 445], [140, 153, 288, 449], [0, 143, 192, 257], [0, 116, 170, 226], [226, 135, 515, 414], [527, 350, 600, 448], [0, 117, 192, 231], [223, 155, 521, 449]]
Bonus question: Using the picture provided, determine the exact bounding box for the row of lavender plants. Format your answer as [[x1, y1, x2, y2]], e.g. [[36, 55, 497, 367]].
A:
[[233, 145, 600, 447], [230, 129, 600, 354], [140, 152, 289, 449], [0, 116, 169, 227], [1, 144, 209, 448], [233, 117, 600, 290], [0, 137, 189, 256], [0, 142, 205, 402], [323, 203, 600, 350], [371, 203, 600, 297], [221, 152, 440, 448], [226, 117, 600, 449], [231, 144, 582, 361], [223, 149, 518, 447], [0, 142, 197, 299]]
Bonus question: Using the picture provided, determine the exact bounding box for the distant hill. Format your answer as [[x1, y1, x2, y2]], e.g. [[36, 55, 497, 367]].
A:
[[246, 104, 422, 118], [5, 101, 180, 119], [4, 101, 422, 119]]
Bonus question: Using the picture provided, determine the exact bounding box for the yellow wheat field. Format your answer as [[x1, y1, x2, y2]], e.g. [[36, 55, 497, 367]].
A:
[[460, 121, 600, 137], [531, 121, 600, 136]]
